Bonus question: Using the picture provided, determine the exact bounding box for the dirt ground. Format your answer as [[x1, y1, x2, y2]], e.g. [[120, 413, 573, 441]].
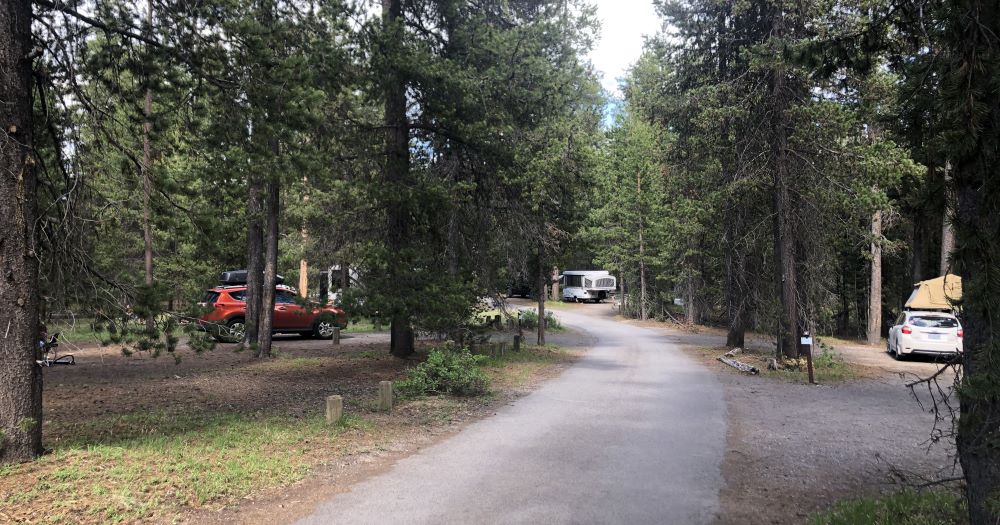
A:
[[615, 314, 960, 525], [6, 304, 961, 524], [1, 328, 588, 524]]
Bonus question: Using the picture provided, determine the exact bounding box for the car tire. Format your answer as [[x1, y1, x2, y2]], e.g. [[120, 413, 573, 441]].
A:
[[312, 313, 338, 339], [893, 343, 905, 360], [214, 317, 246, 343]]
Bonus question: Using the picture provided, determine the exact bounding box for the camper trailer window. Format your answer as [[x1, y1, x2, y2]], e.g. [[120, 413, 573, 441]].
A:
[[566, 275, 583, 287], [910, 316, 959, 328]]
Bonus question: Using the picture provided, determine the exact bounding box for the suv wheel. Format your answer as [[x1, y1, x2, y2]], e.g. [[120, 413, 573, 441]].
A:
[[312, 314, 338, 339], [215, 317, 246, 343]]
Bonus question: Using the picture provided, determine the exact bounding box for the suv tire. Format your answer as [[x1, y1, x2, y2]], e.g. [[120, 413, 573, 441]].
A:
[[214, 317, 246, 343], [312, 313, 338, 339]]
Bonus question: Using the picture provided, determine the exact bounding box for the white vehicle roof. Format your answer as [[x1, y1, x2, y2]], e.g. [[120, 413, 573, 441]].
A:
[[561, 270, 611, 276]]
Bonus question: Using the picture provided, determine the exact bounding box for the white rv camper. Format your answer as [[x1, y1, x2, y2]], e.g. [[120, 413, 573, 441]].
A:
[[560, 270, 616, 303]]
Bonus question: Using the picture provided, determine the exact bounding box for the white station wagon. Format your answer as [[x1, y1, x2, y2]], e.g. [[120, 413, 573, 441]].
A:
[[887, 311, 963, 360]]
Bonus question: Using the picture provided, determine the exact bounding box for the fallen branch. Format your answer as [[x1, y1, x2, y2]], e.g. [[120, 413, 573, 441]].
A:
[[719, 356, 759, 375]]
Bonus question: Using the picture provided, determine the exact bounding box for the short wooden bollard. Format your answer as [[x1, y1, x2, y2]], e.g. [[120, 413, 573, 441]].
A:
[[513, 335, 521, 352], [326, 395, 343, 424], [332, 327, 341, 345], [377, 381, 393, 411]]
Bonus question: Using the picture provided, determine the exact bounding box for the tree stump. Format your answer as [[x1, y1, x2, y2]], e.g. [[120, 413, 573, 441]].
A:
[[378, 381, 393, 411], [326, 395, 343, 424]]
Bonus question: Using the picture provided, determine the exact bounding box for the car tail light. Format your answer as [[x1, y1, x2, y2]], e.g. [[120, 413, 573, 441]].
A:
[[901, 325, 912, 334], [958, 329, 964, 338]]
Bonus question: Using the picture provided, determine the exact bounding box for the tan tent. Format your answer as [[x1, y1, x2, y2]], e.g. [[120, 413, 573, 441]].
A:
[[905, 274, 962, 311]]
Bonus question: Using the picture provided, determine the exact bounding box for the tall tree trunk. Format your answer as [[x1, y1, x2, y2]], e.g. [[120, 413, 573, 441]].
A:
[[768, 21, 799, 359], [141, 1, 155, 333], [619, 271, 627, 316], [910, 207, 925, 283], [550, 267, 560, 301], [724, 250, 747, 348], [940, 162, 955, 275], [866, 210, 882, 346], [298, 256, 308, 298], [298, 177, 309, 298], [950, 3, 1000, 520], [245, 177, 264, 345], [0, 0, 43, 464], [383, 0, 414, 358], [637, 170, 648, 321], [685, 272, 696, 324], [256, 180, 279, 358], [536, 249, 546, 346]]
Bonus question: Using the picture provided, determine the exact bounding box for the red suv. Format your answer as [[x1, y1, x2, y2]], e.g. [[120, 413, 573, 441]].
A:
[[198, 284, 347, 342]]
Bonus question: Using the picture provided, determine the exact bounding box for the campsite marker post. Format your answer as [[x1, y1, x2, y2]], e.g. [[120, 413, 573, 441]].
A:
[[801, 332, 815, 384]]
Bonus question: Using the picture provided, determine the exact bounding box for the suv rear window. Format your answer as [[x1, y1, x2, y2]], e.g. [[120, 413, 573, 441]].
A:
[[202, 291, 220, 304], [228, 290, 247, 302], [910, 316, 959, 328]]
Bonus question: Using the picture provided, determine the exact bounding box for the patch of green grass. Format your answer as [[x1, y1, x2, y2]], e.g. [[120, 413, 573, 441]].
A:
[[480, 343, 569, 366], [769, 347, 858, 382], [0, 410, 356, 523], [811, 489, 966, 525], [278, 356, 324, 369], [49, 319, 102, 344], [344, 318, 381, 333]]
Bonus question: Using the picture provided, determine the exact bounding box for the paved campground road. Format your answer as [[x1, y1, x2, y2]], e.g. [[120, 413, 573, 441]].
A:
[[297, 307, 726, 525]]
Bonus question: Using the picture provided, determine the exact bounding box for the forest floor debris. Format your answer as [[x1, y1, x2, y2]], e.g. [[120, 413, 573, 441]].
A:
[[0, 330, 586, 524]]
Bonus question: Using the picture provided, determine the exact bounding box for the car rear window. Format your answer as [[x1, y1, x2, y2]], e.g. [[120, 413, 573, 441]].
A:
[[910, 316, 959, 328], [228, 290, 247, 302], [202, 291, 220, 304]]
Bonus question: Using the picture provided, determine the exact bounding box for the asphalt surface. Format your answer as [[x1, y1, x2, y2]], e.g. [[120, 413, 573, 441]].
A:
[[297, 307, 726, 525]]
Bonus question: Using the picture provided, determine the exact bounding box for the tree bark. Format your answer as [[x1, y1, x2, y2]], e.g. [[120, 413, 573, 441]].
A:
[[256, 180, 279, 358], [550, 267, 560, 301], [536, 251, 546, 346], [383, 0, 414, 358], [940, 162, 954, 276], [768, 11, 800, 359], [141, 1, 155, 334], [0, 0, 43, 464], [245, 177, 264, 346], [949, 3, 1000, 518], [637, 170, 648, 321], [685, 272, 696, 324], [911, 207, 925, 283], [866, 210, 882, 346]]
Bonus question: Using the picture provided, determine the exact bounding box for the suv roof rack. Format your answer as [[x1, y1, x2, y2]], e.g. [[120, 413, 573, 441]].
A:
[[219, 270, 285, 285]]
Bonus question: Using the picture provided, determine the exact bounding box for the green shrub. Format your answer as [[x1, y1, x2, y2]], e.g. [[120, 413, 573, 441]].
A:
[[396, 347, 490, 398], [811, 489, 966, 525], [519, 310, 561, 330]]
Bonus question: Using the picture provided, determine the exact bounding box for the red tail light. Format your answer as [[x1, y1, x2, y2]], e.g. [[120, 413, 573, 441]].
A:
[[958, 329, 963, 338], [901, 325, 912, 335]]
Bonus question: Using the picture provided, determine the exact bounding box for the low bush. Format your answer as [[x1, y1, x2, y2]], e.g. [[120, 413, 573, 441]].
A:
[[810, 489, 966, 525], [519, 310, 562, 330], [396, 346, 490, 398]]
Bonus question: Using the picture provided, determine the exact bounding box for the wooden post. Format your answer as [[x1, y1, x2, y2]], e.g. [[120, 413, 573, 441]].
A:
[[513, 334, 521, 352], [333, 327, 340, 345], [802, 332, 816, 384], [378, 381, 393, 411], [326, 395, 343, 424]]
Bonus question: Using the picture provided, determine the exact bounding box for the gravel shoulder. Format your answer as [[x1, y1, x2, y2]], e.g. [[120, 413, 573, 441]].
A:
[[604, 308, 959, 524]]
